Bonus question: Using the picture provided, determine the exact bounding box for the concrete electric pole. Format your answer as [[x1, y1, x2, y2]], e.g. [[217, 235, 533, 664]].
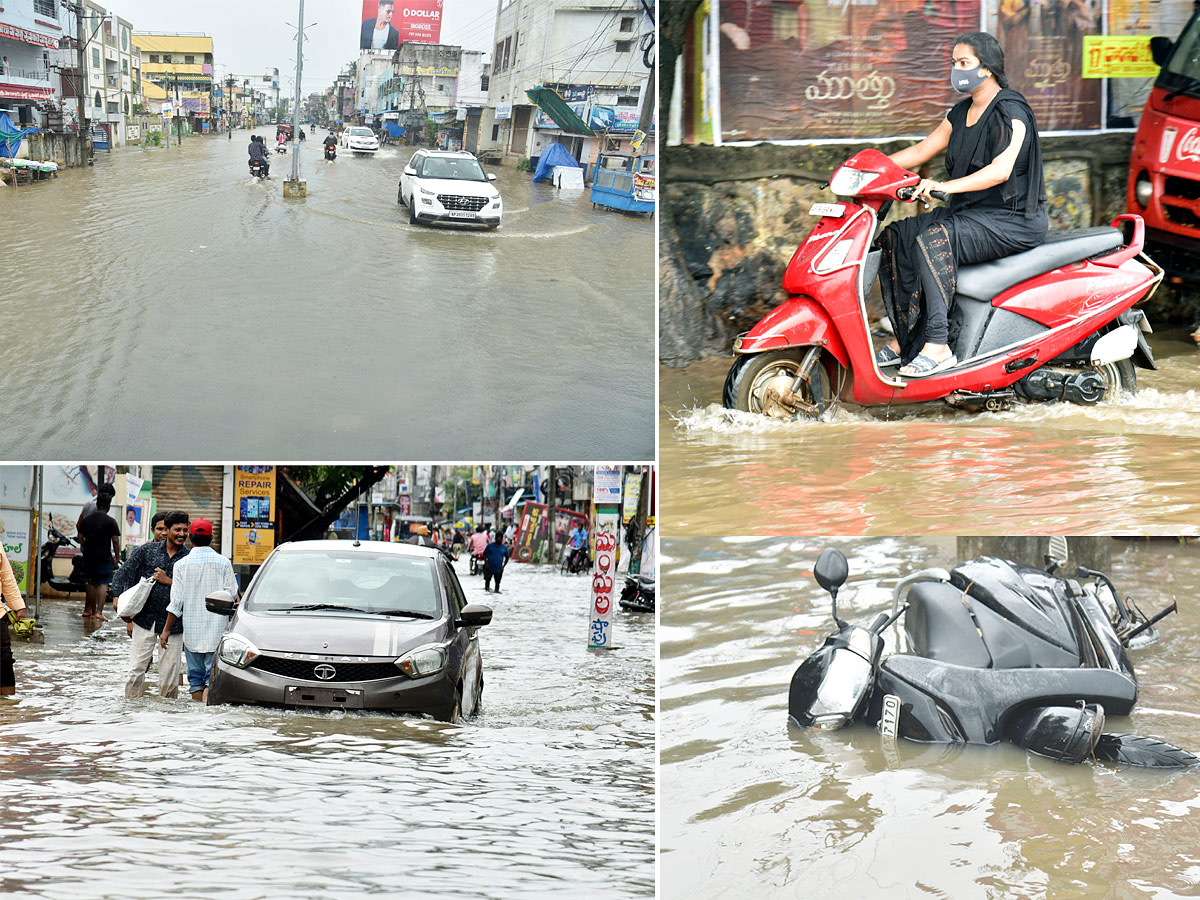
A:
[[284, 0, 306, 198]]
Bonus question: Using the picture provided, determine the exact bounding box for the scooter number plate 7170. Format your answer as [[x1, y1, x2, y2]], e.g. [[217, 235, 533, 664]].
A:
[[879, 693, 900, 738], [809, 203, 845, 217]]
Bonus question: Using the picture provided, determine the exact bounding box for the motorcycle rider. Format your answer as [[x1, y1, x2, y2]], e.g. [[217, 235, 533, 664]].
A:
[[247, 134, 269, 176], [323, 131, 337, 159]]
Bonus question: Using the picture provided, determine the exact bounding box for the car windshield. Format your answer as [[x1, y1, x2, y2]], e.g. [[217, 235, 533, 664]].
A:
[[349, 127, 373, 137], [246, 550, 442, 617], [420, 157, 487, 182]]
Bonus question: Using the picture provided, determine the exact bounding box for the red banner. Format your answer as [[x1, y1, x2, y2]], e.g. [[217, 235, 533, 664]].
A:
[[0, 82, 56, 100], [359, 0, 442, 50], [0, 22, 60, 49]]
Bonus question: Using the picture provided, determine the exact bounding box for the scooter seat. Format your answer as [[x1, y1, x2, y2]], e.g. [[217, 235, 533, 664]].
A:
[[957, 226, 1125, 303]]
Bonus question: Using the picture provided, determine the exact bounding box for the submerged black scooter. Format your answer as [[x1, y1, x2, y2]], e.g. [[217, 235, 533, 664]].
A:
[[788, 544, 1197, 767], [619, 574, 656, 613], [39, 526, 87, 596]]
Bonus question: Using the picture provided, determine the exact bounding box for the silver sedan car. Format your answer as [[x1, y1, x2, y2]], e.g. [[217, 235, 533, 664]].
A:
[[206, 540, 491, 721]]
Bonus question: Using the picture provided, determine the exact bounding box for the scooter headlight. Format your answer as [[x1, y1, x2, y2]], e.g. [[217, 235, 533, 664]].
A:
[[1134, 172, 1153, 208], [788, 640, 875, 730], [829, 167, 880, 197]]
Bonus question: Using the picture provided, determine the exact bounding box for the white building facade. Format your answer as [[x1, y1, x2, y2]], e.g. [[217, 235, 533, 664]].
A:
[[483, 0, 652, 168], [0, 0, 64, 129]]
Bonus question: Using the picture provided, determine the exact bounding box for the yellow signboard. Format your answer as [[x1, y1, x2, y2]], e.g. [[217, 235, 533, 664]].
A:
[[1082, 36, 1160, 79], [233, 466, 276, 565]]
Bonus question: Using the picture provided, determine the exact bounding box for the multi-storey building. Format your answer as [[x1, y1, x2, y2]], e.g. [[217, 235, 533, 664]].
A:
[[133, 32, 214, 133], [0, 0, 65, 130], [484, 0, 653, 168]]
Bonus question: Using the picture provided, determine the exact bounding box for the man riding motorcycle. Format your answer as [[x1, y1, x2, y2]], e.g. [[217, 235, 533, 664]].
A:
[[247, 135, 269, 176]]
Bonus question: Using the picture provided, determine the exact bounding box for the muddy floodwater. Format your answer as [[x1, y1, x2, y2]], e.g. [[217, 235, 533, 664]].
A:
[[0, 134, 654, 459], [660, 333, 1200, 534], [0, 559, 654, 898], [660, 536, 1200, 899]]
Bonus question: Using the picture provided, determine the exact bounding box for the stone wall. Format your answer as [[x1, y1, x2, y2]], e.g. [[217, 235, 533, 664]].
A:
[[22, 132, 93, 168], [660, 134, 1154, 367]]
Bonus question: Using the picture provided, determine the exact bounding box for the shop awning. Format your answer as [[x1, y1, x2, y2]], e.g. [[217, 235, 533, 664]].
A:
[[525, 87, 592, 136]]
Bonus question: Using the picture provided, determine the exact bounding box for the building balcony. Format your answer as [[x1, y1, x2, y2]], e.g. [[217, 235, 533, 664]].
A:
[[0, 68, 51, 84]]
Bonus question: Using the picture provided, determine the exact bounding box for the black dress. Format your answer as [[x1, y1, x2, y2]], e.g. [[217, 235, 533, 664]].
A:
[[877, 88, 1049, 361]]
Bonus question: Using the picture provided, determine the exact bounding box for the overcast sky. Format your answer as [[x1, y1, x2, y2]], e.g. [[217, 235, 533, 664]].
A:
[[111, 0, 498, 96]]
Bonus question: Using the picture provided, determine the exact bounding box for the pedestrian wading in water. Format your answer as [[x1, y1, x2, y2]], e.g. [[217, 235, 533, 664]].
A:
[[875, 31, 1048, 378]]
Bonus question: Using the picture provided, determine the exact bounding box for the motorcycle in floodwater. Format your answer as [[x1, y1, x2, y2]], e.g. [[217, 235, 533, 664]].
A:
[[788, 544, 1198, 767], [724, 149, 1164, 418], [38, 526, 87, 596], [324, 142, 336, 161], [249, 159, 269, 179], [618, 574, 655, 613]]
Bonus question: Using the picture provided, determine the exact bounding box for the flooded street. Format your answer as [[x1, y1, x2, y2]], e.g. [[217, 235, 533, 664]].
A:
[[660, 536, 1200, 899], [0, 135, 654, 459], [0, 557, 655, 898], [660, 332, 1200, 534]]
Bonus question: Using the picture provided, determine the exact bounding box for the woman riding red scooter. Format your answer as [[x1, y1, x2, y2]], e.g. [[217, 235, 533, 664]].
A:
[[724, 43, 1162, 418]]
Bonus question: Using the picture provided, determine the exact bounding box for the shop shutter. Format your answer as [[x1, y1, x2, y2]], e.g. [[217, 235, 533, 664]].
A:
[[150, 465, 224, 547]]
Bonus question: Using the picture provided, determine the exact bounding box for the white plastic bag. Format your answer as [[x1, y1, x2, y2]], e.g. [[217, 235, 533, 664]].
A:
[[116, 576, 154, 619]]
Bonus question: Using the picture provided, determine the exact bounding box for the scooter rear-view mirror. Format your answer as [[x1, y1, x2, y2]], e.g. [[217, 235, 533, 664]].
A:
[[814, 548, 849, 627]]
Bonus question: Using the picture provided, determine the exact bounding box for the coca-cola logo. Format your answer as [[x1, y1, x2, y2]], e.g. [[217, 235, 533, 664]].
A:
[[1177, 127, 1200, 163]]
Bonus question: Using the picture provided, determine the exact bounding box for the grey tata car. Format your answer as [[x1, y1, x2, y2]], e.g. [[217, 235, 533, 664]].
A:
[[205, 540, 491, 721]]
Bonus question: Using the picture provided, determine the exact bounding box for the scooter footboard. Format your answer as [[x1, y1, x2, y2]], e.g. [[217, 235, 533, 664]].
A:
[[734, 297, 850, 367]]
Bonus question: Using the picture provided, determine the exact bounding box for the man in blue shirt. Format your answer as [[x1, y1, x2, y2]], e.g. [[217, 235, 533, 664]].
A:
[[483, 533, 510, 593]]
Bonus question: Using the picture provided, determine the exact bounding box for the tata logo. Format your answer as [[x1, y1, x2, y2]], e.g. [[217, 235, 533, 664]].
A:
[[1177, 127, 1200, 163], [313, 665, 337, 680]]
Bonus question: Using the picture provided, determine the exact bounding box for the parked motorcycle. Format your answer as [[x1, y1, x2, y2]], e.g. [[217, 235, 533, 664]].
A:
[[249, 159, 269, 179], [618, 574, 656, 613], [38, 526, 87, 596], [725, 149, 1163, 418], [788, 545, 1197, 767]]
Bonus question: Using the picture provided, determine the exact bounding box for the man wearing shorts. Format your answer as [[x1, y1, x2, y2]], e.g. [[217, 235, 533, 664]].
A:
[[77, 494, 121, 621]]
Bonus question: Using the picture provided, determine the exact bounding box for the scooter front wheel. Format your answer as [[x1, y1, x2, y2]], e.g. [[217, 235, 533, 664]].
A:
[[722, 347, 834, 419]]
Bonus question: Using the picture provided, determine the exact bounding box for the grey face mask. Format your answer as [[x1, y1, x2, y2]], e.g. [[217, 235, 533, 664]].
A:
[[951, 65, 989, 93]]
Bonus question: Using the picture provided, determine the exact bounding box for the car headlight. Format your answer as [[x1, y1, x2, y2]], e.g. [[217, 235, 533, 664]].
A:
[[419, 186, 435, 196], [394, 644, 447, 679], [217, 634, 260, 669]]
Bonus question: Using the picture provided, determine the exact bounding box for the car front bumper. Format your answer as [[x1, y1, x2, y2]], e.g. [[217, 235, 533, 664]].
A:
[[207, 656, 457, 719], [413, 208, 502, 227]]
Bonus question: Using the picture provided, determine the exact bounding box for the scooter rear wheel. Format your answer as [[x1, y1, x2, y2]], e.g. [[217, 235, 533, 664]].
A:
[[1095, 358, 1136, 401], [723, 348, 834, 419]]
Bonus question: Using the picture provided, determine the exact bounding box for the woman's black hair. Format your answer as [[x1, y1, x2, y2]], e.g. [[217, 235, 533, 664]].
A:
[[954, 32, 1009, 89]]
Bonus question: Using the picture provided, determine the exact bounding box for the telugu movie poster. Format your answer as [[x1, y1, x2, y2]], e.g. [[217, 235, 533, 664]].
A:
[[717, 0, 982, 141], [989, 0, 1102, 130]]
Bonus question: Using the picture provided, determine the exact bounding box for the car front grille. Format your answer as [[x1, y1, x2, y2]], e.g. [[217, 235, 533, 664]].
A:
[[437, 194, 488, 212], [251, 655, 400, 682]]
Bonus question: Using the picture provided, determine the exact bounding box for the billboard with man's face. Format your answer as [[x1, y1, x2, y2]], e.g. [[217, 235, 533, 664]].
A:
[[359, 0, 443, 50]]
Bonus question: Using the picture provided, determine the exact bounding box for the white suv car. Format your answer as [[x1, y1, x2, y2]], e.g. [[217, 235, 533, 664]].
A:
[[340, 126, 379, 153], [398, 149, 502, 229]]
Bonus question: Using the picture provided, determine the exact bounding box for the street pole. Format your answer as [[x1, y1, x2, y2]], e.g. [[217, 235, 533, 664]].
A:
[[285, 0, 306, 197], [546, 466, 557, 566], [72, 2, 87, 161]]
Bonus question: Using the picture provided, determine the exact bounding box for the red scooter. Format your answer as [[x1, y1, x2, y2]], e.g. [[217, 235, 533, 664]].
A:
[[723, 149, 1164, 418]]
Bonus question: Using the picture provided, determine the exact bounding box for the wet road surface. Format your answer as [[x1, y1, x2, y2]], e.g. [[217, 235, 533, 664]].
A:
[[660, 332, 1200, 534], [660, 536, 1200, 899], [0, 557, 654, 898], [0, 132, 654, 459]]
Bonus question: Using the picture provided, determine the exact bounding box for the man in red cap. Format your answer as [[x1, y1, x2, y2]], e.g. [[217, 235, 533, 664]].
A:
[[161, 519, 240, 702]]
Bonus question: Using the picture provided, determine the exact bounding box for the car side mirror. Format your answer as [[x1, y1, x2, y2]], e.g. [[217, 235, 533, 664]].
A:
[[205, 590, 237, 616], [486, 173, 496, 181], [458, 604, 492, 627], [404, 167, 416, 175], [1150, 36, 1173, 66]]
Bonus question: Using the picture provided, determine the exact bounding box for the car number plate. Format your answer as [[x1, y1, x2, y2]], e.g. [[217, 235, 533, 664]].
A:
[[809, 203, 845, 217], [285, 686, 364, 709], [448, 211, 477, 219]]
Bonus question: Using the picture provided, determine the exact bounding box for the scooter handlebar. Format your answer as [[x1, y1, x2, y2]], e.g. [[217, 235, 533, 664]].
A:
[[896, 186, 950, 203]]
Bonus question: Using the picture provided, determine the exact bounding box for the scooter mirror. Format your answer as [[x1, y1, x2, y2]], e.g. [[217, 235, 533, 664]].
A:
[[814, 548, 849, 595]]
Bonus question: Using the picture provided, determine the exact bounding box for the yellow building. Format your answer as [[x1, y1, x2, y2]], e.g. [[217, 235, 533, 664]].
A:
[[132, 32, 214, 118]]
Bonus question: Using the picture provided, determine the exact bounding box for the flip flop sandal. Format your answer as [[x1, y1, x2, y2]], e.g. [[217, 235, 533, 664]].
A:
[[900, 353, 958, 378], [875, 346, 902, 367]]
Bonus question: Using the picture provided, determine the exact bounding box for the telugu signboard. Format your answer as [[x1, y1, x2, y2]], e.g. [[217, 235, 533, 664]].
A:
[[233, 466, 276, 566], [587, 509, 620, 651], [1081, 36, 1159, 79], [359, 0, 443, 50]]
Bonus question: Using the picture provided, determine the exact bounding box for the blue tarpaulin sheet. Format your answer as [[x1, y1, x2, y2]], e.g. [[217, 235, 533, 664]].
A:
[[0, 111, 39, 159], [384, 122, 405, 137], [533, 142, 581, 183]]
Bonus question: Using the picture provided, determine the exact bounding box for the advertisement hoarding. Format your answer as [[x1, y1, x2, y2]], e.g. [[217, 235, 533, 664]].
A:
[[233, 466, 276, 566], [359, 0, 443, 50]]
